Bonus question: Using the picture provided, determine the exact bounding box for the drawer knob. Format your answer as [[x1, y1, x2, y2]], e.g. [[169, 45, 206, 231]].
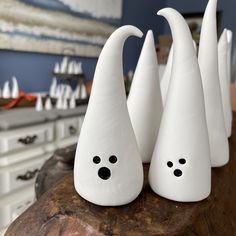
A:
[[18, 135, 38, 145], [69, 126, 77, 135], [16, 169, 39, 181]]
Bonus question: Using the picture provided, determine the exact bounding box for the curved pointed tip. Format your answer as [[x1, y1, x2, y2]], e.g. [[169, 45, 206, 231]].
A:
[[120, 25, 143, 38], [157, 7, 172, 17]]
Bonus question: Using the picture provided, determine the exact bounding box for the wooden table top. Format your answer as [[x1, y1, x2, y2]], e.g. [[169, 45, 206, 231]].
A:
[[5, 116, 236, 236]]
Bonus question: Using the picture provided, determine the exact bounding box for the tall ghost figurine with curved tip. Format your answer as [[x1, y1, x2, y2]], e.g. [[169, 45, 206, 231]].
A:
[[149, 8, 211, 202], [227, 30, 233, 84], [74, 26, 144, 206], [198, 0, 229, 167], [127, 30, 163, 163], [2, 81, 11, 99], [160, 44, 173, 105], [161, 41, 197, 106], [218, 29, 232, 138], [12, 76, 19, 98]]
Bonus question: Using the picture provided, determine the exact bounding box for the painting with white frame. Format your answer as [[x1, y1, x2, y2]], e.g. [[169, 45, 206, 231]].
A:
[[0, 0, 123, 57]]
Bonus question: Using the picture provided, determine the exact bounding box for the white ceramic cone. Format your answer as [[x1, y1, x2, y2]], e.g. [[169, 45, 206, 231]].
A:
[[60, 57, 68, 74], [54, 63, 60, 74], [74, 26, 144, 206], [161, 40, 197, 106], [45, 97, 53, 110], [69, 93, 76, 109], [74, 84, 80, 99], [56, 92, 63, 109], [127, 30, 163, 163], [64, 84, 72, 99], [35, 94, 43, 111], [198, 0, 229, 167], [68, 61, 74, 74], [62, 96, 68, 110], [2, 81, 11, 99], [11, 76, 19, 98], [49, 77, 57, 98], [149, 8, 211, 202], [218, 29, 232, 138], [227, 30, 233, 84], [80, 83, 87, 99], [160, 44, 173, 105]]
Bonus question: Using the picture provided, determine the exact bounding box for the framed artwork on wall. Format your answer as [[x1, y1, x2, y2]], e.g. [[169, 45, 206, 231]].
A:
[[0, 0, 123, 57]]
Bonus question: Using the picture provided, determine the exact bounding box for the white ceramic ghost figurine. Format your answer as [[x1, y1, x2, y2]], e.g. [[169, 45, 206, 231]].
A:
[[218, 29, 232, 138], [11, 76, 19, 98], [69, 93, 76, 109], [161, 41, 197, 106], [149, 8, 211, 202], [54, 63, 60, 74], [227, 30, 233, 84], [35, 94, 43, 111], [80, 83, 87, 99], [56, 92, 63, 109], [68, 61, 74, 74], [2, 81, 11, 99], [74, 25, 144, 206], [45, 97, 53, 110], [64, 84, 72, 99], [49, 77, 57, 98], [127, 30, 163, 163], [62, 96, 68, 110], [160, 45, 173, 105], [198, 0, 229, 167]]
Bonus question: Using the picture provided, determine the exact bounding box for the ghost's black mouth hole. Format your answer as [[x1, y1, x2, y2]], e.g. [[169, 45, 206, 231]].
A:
[[98, 167, 111, 180], [174, 169, 182, 177]]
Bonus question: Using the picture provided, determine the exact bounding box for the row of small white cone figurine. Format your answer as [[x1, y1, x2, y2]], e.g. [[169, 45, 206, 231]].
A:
[[74, 0, 232, 206], [35, 93, 77, 111], [54, 56, 83, 75], [49, 78, 87, 100], [0, 77, 19, 98]]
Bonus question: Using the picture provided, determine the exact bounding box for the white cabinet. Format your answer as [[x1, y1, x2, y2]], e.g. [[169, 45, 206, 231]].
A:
[[0, 156, 45, 195], [0, 106, 87, 231], [0, 123, 54, 155], [0, 185, 35, 229]]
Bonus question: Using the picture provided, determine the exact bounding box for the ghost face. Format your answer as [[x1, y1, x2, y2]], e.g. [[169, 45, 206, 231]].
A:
[[92, 155, 118, 180], [166, 158, 187, 177]]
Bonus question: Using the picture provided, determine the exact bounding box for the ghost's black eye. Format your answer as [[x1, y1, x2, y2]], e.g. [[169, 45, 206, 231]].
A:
[[167, 161, 173, 168], [179, 158, 186, 164], [93, 156, 101, 164], [109, 155, 117, 164]]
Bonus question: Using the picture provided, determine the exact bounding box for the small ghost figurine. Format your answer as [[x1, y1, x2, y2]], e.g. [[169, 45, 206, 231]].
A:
[[68, 61, 74, 74], [198, 0, 229, 167], [62, 96, 68, 110], [227, 30, 233, 84], [54, 63, 60, 74], [64, 84, 72, 99], [127, 30, 163, 163], [11, 76, 19, 98], [69, 93, 76, 109], [74, 25, 144, 206], [56, 92, 63, 109], [149, 8, 211, 202], [80, 83, 87, 99], [49, 77, 57, 98], [35, 94, 43, 111], [45, 97, 53, 110], [2, 81, 11, 99], [218, 29, 232, 138]]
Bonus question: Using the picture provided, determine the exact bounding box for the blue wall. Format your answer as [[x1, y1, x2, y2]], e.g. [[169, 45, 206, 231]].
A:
[[0, 50, 97, 93], [0, 0, 235, 92]]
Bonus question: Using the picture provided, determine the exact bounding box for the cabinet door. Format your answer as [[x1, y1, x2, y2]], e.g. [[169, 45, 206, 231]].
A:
[[56, 117, 79, 140], [0, 156, 45, 195], [0, 186, 35, 229], [0, 123, 54, 155]]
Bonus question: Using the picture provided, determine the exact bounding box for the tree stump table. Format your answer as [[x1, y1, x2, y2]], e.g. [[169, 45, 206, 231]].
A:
[[5, 117, 236, 235]]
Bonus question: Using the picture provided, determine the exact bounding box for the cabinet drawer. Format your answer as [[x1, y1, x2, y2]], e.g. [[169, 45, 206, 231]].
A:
[[56, 117, 79, 140], [0, 156, 45, 195], [0, 123, 54, 155], [0, 186, 35, 229]]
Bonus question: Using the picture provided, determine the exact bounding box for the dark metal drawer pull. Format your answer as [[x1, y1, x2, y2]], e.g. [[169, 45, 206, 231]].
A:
[[16, 169, 39, 181], [18, 135, 38, 145], [69, 126, 77, 135]]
